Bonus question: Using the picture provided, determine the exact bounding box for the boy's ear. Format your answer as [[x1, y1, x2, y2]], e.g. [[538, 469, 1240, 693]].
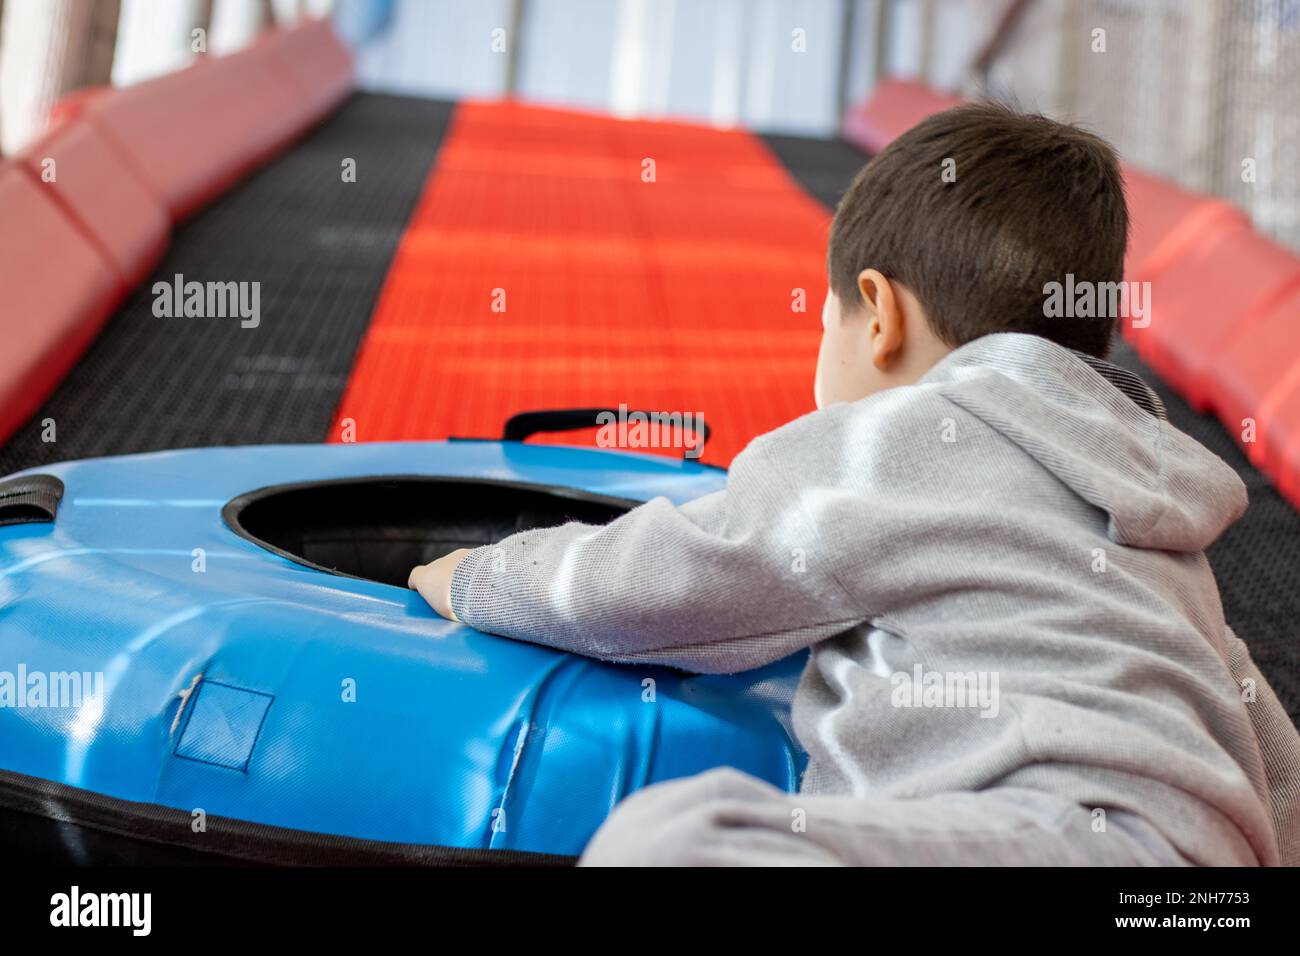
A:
[[857, 269, 903, 371]]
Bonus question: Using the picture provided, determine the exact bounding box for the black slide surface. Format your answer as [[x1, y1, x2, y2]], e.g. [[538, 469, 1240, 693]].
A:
[[761, 132, 871, 210]]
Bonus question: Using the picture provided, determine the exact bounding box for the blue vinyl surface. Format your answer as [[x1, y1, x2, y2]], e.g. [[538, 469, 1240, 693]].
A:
[[0, 441, 805, 856]]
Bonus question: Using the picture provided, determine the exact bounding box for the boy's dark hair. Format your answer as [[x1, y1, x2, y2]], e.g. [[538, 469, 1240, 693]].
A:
[[828, 102, 1128, 358]]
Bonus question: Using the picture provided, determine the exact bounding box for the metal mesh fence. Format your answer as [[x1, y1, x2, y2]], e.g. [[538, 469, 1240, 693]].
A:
[[910, 0, 1300, 252], [1217, 0, 1300, 243]]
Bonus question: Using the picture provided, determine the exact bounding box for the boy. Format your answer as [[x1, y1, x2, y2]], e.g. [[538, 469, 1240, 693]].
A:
[[410, 104, 1300, 866]]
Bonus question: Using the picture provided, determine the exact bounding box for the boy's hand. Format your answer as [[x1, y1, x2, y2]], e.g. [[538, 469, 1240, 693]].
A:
[[409, 548, 472, 621]]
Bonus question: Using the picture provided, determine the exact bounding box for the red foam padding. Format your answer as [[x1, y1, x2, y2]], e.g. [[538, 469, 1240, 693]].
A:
[[1212, 283, 1300, 472], [259, 19, 354, 120], [1121, 165, 1247, 284], [48, 85, 110, 127], [1127, 220, 1300, 410], [86, 22, 352, 222], [329, 101, 831, 467], [17, 119, 170, 290], [0, 165, 120, 444], [840, 78, 962, 154]]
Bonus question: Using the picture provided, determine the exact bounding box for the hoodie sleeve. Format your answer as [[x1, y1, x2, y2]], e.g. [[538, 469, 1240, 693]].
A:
[[448, 432, 866, 674]]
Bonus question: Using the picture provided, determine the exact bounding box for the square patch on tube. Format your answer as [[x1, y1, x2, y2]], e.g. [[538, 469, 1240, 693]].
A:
[[175, 681, 274, 772]]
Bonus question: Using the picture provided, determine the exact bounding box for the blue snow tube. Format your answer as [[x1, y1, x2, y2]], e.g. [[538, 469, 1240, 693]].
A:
[[0, 438, 805, 864]]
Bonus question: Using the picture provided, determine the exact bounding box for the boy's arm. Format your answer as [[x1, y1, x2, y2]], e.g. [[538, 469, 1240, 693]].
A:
[[411, 440, 866, 674]]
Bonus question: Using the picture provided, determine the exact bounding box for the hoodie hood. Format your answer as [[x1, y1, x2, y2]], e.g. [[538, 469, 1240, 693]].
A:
[[923, 333, 1248, 553]]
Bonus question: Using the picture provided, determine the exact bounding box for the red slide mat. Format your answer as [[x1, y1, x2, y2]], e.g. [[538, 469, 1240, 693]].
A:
[[330, 101, 835, 466]]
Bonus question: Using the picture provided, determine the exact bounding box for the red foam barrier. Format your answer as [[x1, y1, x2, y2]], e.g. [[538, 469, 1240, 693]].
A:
[[86, 20, 353, 222], [840, 78, 961, 154], [1212, 283, 1300, 472], [88, 59, 275, 221], [16, 120, 171, 290], [0, 21, 356, 448], [0, 165, 120, 444], [1121, 165, 1247, 284], [48, 86, 110, 126], [260, 19, 355, 120], [1126, 220, 1300, 410]]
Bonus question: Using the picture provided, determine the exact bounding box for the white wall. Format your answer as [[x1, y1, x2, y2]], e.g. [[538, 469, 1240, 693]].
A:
[[520, 0, 621, 113], [348, 0, 848, 136], [113, 0, 287, 84], [112, 0, 204, 87], [0, 0, 70, 151], [352, 0, 516, 100]]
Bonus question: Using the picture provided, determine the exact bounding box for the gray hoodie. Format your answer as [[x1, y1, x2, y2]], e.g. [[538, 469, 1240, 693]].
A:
[[451, 332, 1300, 866]]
